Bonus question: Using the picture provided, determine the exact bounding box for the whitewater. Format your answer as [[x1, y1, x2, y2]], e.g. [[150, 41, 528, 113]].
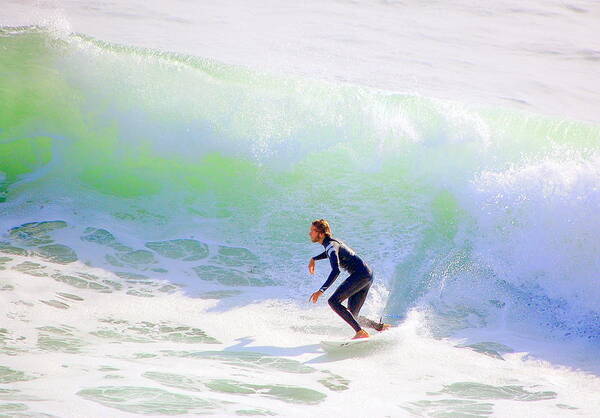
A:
[[1, 1, 599, 417]]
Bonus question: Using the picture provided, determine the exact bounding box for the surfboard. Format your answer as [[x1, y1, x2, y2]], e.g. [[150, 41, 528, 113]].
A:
[[320, 334, 381, 351]]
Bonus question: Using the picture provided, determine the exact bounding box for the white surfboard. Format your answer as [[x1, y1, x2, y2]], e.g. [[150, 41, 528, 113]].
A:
[[320, 334, 380, 351]]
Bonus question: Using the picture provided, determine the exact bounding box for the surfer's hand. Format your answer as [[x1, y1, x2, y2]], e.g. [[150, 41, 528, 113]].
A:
[[309, 290, 323, 303], [308, 258, 315, 274]]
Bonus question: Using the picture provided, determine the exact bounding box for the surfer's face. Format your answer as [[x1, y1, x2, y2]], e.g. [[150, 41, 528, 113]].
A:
[[309, 225, 324, 243]]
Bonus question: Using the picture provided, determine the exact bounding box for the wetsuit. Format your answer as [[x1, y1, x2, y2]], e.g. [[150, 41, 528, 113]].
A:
[[312, 235, 374, 332]]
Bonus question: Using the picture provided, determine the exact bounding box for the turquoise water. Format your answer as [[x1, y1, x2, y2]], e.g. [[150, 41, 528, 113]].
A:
[[1, 26, 600, 417]]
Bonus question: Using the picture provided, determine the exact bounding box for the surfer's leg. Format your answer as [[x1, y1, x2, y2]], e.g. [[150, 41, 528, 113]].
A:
[[357, 315, 380, 329], [346, 272, 391, 331], [348, 276, 372, 318], [327, 272, 372, 332]]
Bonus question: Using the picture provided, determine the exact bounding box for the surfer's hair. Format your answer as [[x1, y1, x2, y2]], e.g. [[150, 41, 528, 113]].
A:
[[312, 219, 332, 237]]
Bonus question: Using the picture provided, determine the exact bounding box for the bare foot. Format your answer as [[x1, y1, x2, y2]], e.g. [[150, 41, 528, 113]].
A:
[[376, 323, 392, 332], [352, 329, 370, 339]]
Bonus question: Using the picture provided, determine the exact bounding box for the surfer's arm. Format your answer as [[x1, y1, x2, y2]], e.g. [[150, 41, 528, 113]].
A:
[[312, 251, 327, 261], [319, 247, 340, 292]]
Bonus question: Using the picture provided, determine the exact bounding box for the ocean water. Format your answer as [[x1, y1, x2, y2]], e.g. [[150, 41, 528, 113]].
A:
[[1, 1, 600, 417]]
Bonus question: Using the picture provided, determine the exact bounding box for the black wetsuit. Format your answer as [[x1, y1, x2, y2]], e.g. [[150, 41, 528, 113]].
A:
[[312, 235, 374, 332]]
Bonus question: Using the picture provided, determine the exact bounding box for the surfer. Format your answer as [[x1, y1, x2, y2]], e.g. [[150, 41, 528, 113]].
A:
[[308, 219, 391, 339]]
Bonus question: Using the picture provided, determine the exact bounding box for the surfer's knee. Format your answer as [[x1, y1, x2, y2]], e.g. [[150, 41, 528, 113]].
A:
[[328, 296, 341, 309]]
